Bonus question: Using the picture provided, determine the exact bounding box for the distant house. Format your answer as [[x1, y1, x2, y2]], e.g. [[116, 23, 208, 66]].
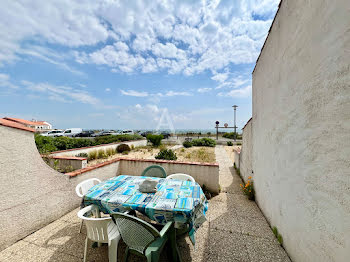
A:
[[3, 117, 52, 132]]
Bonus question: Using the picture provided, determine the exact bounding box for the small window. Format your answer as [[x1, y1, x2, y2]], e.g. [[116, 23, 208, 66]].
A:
[[64, 130, 72, 133]]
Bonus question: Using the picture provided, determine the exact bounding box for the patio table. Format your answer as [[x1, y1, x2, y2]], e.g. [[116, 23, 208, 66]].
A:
[[82, 175, 208, 245]]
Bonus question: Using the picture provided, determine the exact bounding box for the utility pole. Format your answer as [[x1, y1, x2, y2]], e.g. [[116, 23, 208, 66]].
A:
[[232, 105, 238, 141]]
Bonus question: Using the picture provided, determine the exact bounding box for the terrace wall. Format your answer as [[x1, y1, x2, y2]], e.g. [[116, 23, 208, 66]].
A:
[[252, 1, 350, 261], [118, 158, 219, 193], [0, 125, 121, 251], [240, 119, 252, 182]]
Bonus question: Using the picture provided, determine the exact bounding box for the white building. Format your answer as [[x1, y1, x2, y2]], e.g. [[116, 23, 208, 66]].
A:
[[4, 117, 52, 132]]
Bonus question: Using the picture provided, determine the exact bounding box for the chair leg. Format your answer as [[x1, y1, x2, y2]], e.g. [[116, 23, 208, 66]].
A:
[[84, 237, 90, 262], [79, 220, 83, 233], [124, 247, 129, 262], [108, 237, 120, 262], [146, 251, 159, 262]]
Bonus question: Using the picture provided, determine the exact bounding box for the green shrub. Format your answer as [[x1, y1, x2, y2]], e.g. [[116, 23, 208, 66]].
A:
[[155, 149, 177, 160], [35, 134, 143, 154], [222, 132, 242, 140], [237, 142, 242, 146], [122, 151, 129, 155], [272, 226, 278, 237], [97, 149, 107, 159], [183, 141, 193, 148], [116, 144, 131, 153], [146, 134, 163, 147], [75, 153, 88, 158], [272, 226, 283, 245], [191, 138, 216, 147], [227, 141, 233, 146], [277, 234, 283, 245]]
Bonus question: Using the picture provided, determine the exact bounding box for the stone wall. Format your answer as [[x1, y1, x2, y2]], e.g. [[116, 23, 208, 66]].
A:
[[252, 1, 350, 261]]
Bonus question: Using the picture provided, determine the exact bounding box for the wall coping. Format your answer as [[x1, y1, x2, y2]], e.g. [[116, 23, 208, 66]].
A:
[[0, 118, 35, 133], [50, 139, 146, 154], [66, 157, 219, 178], [43, 155, 88, 161]]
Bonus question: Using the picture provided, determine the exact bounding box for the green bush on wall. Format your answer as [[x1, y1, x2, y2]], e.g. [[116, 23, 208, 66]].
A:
[[146, 134, 163, 147], [116, 144, 131, 153], [182, 141, 193, 148], [191, 138, 216, 147], [155, 149, 177, 160], [35, 134, 143, 154], [223, 132, 242, 140]]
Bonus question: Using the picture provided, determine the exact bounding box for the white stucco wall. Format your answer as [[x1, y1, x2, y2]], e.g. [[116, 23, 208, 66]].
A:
[[240, 120, 252, 182], [0, 125, 121, 251], [119, 159, 220, 193], [252, 1, 350, 262]]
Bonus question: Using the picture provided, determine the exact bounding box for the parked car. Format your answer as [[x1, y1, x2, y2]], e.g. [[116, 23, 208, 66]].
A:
[[91, 130, 118, 137], [141, 131, 153, 137], [122, 130, 134, 135], [41, 130, 63, 137], [55, 128, 83, 137], [73, 130, 94, 137], [160, 131, 171, 139]]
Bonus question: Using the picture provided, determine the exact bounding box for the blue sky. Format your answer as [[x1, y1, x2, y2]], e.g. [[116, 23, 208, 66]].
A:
[[0, 0, 279, 131]]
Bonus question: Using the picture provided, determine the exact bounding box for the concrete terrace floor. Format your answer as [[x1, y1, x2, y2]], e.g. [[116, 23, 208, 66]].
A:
[[0, 145, 291, 262]]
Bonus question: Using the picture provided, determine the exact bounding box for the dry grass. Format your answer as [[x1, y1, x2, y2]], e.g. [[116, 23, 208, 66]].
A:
[[175, 147, 216, 163], [87, 145, 169, 167]]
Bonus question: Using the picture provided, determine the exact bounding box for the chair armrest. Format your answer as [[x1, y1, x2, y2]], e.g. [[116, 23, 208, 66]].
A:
[[159, 222, 173, 237]]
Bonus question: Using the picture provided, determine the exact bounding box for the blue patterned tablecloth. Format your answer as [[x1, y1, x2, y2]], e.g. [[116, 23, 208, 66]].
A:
[[82, 175, 208, 244]]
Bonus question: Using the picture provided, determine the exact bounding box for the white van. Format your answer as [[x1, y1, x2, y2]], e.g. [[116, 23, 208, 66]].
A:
[[122, 130, 134, 135], [56, 128, 83, 137], [41, 130, 63, 137]]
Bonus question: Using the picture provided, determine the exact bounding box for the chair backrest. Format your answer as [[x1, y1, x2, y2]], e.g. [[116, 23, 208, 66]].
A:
[[167, 173, 195, 183], [112, 212, 161, 254], [78, 205, 118, 243], [141, 165, 166, 178], [75, 178, 101, 197]]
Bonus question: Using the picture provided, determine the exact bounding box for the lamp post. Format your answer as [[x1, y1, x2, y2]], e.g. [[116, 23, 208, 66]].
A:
[[215, 121, 219, 140], [232, 105, 238, 141]]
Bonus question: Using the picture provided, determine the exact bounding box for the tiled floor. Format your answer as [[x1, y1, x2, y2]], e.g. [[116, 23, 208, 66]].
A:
[[0, 145, 291, 262]]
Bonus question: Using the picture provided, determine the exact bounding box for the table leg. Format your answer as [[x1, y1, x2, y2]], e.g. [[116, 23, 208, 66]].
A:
[[169, 225, 182, 262]]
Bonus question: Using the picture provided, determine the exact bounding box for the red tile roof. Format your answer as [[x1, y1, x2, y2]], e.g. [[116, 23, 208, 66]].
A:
[[3, 117, 49, 126], [0, 118, 35, 132]]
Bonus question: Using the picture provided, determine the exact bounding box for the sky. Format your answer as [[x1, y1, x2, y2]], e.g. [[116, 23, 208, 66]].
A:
[[0, 0, 279, 131]]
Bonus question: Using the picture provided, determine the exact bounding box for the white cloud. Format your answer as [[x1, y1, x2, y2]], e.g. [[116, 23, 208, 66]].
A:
[[217, 85, 252, 98], [0, 0, 279, 82], [22, 80, 100, 105], [121, 90, 149, 97], [164, 91, 192, 97], [121, 89, 192, 98], [0, 73, 18, 89], [197, 87, 212, 93], [105, 88, 111, 92], [211, 72, 229, 83]]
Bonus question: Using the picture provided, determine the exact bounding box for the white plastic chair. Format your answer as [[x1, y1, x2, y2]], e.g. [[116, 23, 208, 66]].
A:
[[166, 173, 195, 183], [78, 205, 121, 262], [75, 178, 101, 197], [76, 178, 101, 233]]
